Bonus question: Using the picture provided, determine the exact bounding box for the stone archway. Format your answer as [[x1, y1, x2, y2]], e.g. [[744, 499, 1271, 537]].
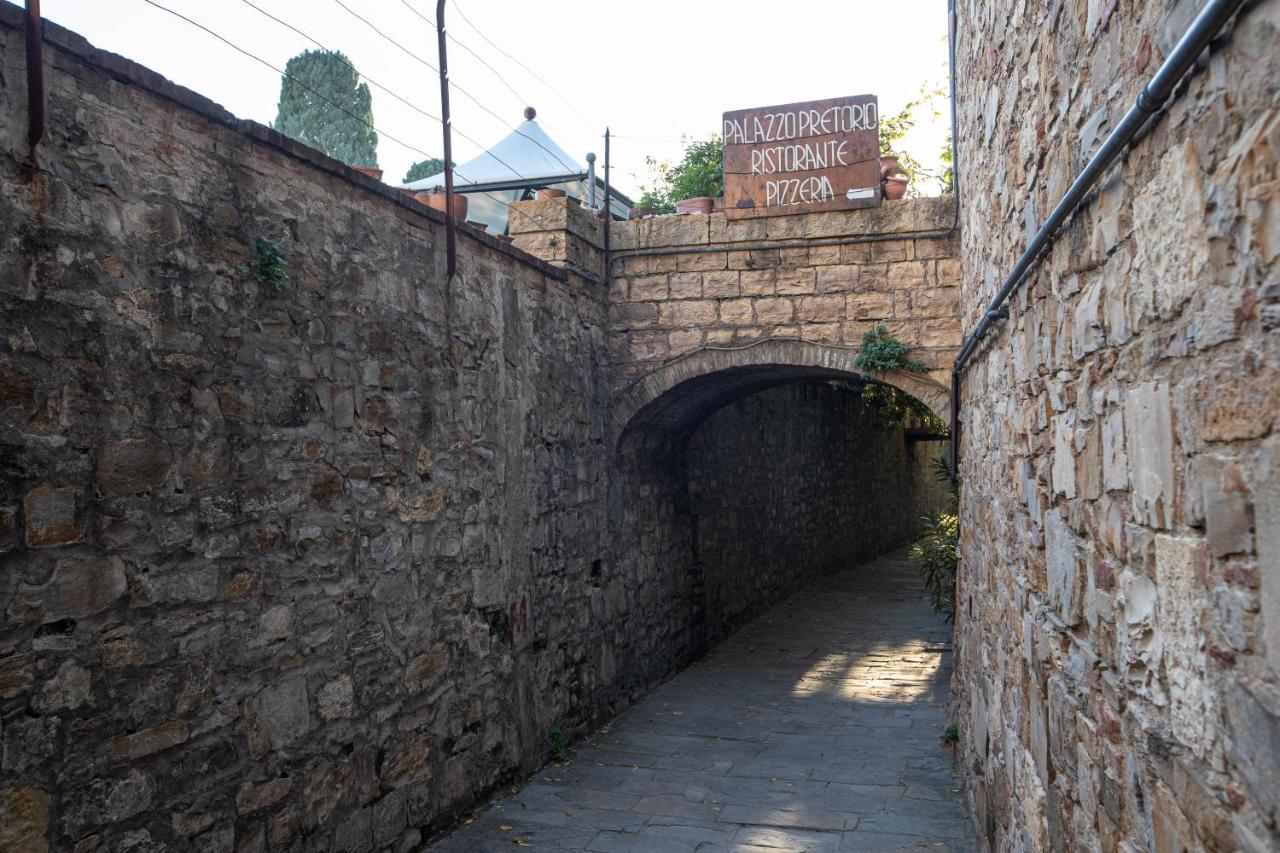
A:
[[612, 338, 951, 458]]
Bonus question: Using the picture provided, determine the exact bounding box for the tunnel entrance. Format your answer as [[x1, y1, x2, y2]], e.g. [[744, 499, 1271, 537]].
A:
[[605, 343, 953, 699]]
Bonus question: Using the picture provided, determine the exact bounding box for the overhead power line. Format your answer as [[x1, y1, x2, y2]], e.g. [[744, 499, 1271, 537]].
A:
[[137, 0, 550, 233], [331, 0, 582, 177], [448, 0, 596, 133]]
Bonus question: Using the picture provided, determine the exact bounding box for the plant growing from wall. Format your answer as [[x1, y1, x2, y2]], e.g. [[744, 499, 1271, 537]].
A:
[[549, 727, 573, 763], [854, 325, 925, 373], [248, 237, 288, 291], [273, 50, 379, 168]]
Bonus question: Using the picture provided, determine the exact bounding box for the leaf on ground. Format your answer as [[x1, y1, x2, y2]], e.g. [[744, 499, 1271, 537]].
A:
[[499, 824, 513, 831]]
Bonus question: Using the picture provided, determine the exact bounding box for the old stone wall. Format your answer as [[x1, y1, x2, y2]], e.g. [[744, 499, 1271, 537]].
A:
[[509, 194, 964, 396], [0, 13, 626, 853], [687, 381, 949, 647], [952, 0, 1280, 850]]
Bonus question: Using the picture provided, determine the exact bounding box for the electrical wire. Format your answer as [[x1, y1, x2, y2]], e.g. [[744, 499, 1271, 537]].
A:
[[333, 0, 583, 177], [448, 0, 596, 133], [138, 0, 552, 233], [394, 0, 527, 108]]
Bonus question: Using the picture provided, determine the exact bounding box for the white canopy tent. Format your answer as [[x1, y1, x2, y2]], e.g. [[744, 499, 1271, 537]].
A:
[[402, 108, 632, 234]]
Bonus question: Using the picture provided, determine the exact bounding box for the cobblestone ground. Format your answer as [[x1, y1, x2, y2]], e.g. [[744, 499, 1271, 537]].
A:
[[426, 549, 974, 852]]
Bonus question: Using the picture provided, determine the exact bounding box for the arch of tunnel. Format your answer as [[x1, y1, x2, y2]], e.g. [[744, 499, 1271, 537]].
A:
[[3, 4, 1280, 852]]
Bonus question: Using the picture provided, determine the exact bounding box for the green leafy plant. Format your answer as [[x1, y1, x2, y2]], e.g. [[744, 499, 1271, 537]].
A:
[[549, 727, 572, 763], [912, 500, 958, 620], [941, 723, 959, 745], [248, 238, 288, 291], [855, 325, 925, 373], [637, 136, 724, 212]]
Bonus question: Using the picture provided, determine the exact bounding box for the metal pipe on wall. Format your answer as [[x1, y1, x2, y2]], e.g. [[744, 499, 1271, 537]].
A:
[[948, 0, 1248, 480], [435, 0, 456, 278], [25, 0, 44, 152]]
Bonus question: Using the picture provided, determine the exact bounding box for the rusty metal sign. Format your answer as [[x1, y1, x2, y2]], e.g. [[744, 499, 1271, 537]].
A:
[[722, 94, 880, 218]]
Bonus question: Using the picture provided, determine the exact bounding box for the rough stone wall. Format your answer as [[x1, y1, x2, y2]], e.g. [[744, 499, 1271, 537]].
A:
[[687, 381, 949, 646], [952, 1, 1280, 850], [0, 13, 626, 852], [519, 197, 964, 394]]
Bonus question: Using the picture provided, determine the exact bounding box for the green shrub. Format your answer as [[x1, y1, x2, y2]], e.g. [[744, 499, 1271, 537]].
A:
[[912, 503, 958, 620], [248, 238, 288, 291], [854, 325, 925, 373]]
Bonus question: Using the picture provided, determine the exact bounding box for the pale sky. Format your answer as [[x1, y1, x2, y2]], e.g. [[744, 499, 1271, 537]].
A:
[[39, 0, 953, 198]]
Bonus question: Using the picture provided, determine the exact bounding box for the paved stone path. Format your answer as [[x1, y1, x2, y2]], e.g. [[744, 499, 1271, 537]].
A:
[[427, 550, 974, 852]]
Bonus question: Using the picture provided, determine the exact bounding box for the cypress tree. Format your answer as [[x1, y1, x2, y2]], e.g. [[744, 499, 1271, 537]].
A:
[[273, 50, 379, 168]]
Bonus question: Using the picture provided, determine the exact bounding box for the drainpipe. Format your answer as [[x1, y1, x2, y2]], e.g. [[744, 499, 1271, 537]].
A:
[[947, 0, 1248, 481], [25, 0, 44, 153]]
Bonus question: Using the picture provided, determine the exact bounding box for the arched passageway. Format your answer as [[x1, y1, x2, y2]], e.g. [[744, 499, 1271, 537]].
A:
[[429, 343, 972, 850]]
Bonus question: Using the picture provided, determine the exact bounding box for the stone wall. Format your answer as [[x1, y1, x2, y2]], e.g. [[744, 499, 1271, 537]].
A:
[[509, 195, 964, 396], [0, 13, 623, 852], [687, 381, 950, 646], [952, 1, 1280, 850]]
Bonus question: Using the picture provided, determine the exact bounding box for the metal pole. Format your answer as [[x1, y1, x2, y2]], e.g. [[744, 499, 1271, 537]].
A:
[[436, 0, 456, 278], [603, 129, 611, 285], [25, 0, 44, 152]]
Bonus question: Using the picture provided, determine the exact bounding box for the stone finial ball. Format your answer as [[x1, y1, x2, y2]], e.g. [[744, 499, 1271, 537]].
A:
[[523, 106, 536, 121], [586, 152, 596, 164]]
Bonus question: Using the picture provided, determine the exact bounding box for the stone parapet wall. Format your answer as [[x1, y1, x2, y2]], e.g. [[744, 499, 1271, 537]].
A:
[[510, 196, 963, 397], [952, 0, 1280, 850]]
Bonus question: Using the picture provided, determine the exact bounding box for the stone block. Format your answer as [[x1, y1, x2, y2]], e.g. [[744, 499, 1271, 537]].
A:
[[0, 787, 49, 853], [97, 438, 171, 496], [739, 269, 776, 296], [846, 291, 893, 320], [668, 272, 702, 300], [660, 300, 718, 327], [1125, 383, 1175, 528], [42, 557, 127, 621], [886, 261, 928, 289], [702, 270, 740, 298], [1199, 375, 1277, 442], [815, 265, 860, 293], [1257, 437, 1280, 670], [795, 295, 844, 323], [236, 778, 291, 814], [109, 721, 189, 761], [1224, 681, 1280, 824], [1155, 533, 1210, 754], [1045, 508, 1084, 626], [775, 268, 816, 295], [1201, 456, 1254, 557], [717, 298, 754, 325], [254, 678, 311, 750], [23, 484, 80, 547], [753, 298, 794, 325], [628, 274, 669, 301], [676, 251, 727, 272]]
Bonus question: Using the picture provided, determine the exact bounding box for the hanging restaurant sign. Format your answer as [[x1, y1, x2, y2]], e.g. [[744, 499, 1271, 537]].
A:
[[721, 94, 880, 218]]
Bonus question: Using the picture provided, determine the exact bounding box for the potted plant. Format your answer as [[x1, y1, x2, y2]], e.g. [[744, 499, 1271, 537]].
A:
[[883, 176, 910, 201], [415, 188, 468, 220], [675, 196, 715, 215]]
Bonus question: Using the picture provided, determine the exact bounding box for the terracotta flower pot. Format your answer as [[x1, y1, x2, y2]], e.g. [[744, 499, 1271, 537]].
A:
[[538, 188, 567, 199], [416, 191, 468, 220], [629, 207, 657, 220], [675, 196, 714, 215], [882, 177, 909, 201], [879, 156, 903, 180], [354, 166, 383, 181]]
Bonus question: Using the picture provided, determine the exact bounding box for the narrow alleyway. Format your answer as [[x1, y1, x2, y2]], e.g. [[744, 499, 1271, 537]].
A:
[[427, 550, 974, 852]]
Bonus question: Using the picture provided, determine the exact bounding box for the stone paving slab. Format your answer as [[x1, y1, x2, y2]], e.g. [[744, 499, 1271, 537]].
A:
[[424, 549, 975, 851]]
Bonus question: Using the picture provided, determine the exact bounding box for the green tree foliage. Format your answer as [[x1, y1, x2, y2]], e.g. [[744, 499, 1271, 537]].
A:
[[879, 82, 950, 196], [637, 136, 724, 212], [403, 157, 449, 184], [273, 50, 378, 168]]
